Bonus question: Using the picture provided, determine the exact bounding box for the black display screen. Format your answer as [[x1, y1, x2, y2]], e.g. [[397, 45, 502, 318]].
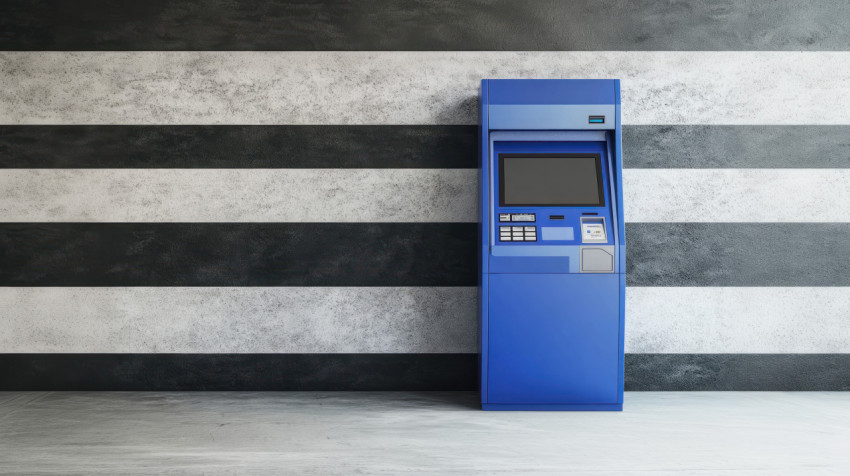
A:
[[499, 154, 604, 207]]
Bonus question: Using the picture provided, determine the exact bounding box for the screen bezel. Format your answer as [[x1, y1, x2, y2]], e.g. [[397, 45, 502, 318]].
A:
[[498, 153, 605, 207]]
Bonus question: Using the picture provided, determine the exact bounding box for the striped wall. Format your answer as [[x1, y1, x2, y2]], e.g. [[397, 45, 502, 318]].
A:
[[2, 1, 849, 391]]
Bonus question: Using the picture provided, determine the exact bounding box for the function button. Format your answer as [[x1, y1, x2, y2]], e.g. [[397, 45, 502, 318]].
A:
[[500, 235, 512, 241], [511, 213, 536, 222], [499, 226, 511, 232], [524, 226, 536, 232], [512, 226, 524, 232], [498, 214, 511, 222], [524, 235, 537, 241]]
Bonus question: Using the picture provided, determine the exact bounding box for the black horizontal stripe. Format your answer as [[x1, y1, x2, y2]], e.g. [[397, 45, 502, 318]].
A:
[[3, 223, 848, 287], [3, 125, 847, 169], [0, 354, 478, 391], [2, 0, 848, 51], [1, 353, 846, 391], [0, 125, 477, 169], [626, 223, 850, 287], [625, 354, 850, 391], [624, 126, 850, 168], [0, 223, 476, 286]]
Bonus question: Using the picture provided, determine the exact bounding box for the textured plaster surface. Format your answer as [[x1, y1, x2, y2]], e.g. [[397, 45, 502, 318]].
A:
[[0, 125, 479, 168], [624, 169, 850, 222], [2, 52, 850, 125], [0, 223, 477, 287], [0, 287, 476, 353], [3, 168, 848, 222], [626, 223, 850, 287], [0, 169, 477, 222], [624, 125, 850, 168], [625, 354, 850, 391], [626, 287, 850, 353], [4, 0, 850, 51]]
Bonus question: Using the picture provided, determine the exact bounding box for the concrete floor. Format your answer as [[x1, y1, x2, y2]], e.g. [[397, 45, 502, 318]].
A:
[[0, 392, 848, 475]]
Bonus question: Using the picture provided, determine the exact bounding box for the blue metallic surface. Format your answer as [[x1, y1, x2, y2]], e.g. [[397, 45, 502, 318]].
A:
[[479, 81, 490, 402], [483, 403, 623, 411], [541, 227, 575, 241], [480, 79, 625, 411], [488, 79, 616, 105], [489, 105, 616, 130], [489, 274, 620, 404]]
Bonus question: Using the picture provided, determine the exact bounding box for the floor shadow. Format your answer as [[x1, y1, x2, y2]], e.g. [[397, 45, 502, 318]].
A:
[[403, 391, 480, 410]]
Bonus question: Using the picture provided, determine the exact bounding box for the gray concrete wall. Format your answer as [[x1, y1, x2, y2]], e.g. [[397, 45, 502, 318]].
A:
[[1, 1, 848, 390]]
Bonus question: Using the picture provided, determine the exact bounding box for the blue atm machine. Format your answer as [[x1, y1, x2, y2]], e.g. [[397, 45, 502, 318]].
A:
[[479, 79, 625, 411]]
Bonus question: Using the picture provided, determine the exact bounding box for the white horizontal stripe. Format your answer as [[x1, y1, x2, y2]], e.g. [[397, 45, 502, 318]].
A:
[[0, 287, 477, 353], [0, 169, 476, 222], [626, 287, 850, 353], [2, 52, 849, 125], [2, 287, 848, 354], [2, 169, 848, 223], [624, 169, 850, 222]]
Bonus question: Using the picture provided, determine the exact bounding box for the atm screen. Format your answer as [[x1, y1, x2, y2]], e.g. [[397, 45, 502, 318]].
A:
[[499, 154, 605, 206]]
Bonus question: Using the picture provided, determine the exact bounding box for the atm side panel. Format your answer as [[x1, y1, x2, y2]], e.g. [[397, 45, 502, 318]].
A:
[[479, 79, 491, 403]]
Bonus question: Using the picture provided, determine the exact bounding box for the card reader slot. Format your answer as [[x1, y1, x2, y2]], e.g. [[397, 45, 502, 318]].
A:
[[549, 215, 564, 220]]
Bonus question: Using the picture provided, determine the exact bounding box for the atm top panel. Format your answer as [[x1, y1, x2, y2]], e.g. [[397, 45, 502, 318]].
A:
[[487, 79, 618, 106]]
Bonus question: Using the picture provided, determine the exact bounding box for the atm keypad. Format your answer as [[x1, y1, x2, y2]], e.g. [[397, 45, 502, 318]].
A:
[[499, 226, 511, 241], [499, 225, 536, 241]]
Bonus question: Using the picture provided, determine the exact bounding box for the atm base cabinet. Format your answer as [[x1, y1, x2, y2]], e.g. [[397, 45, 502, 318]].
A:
[[483, 273, 623, 410], [482, 403, 623, 411]]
